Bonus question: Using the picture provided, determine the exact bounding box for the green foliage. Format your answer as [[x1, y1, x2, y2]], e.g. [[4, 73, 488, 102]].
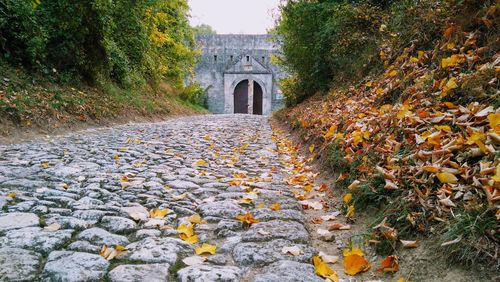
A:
[[193, 24, 216, 35], [440, 207, 498, 266], [327, 140, 349, 174], [0, 0, 196, 88], [274, 0, 387, 105], [180, 83, 207, 107]]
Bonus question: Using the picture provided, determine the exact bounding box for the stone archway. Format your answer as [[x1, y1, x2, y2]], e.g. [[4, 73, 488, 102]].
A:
[[233, 79, 263, 115]]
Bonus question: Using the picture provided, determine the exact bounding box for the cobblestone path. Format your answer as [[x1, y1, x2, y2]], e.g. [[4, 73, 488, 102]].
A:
[[0, 115, 323, 282]]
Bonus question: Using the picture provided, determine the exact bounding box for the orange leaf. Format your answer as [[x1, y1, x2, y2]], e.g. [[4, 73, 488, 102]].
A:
[[378, 255, 399, 273], [343, 248, 370, 275]]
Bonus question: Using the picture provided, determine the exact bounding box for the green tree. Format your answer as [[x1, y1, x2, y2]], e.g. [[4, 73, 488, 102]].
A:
[[192, 24, 216, 35]]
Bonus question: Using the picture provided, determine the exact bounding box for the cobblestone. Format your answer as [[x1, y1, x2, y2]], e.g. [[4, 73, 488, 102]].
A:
[[0, 115, 321, 281]]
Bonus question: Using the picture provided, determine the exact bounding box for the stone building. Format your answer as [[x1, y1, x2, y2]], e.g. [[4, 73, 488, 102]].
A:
[[194, 34, 286, 115]]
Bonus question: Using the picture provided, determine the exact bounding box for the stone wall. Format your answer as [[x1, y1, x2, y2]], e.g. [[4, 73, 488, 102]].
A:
[[194, 34, 286, 115]]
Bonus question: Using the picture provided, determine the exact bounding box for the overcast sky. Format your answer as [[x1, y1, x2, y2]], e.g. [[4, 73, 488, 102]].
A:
[[188, 0, 281, 34]]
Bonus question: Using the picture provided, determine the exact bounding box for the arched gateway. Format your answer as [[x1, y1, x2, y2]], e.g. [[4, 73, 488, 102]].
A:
[[233, 79, 263, 115], [193, 34, 286, 115]]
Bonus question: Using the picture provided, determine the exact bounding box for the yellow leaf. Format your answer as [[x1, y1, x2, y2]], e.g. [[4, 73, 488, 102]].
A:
[[343, 248, 370, 275], [434, 125, 452, 133], [149, 208, 170, 219], [417, 51, 425, 60], [313, 256, 339, 282], [270, 203, 281, 211], [324, 125, 337, 139], [352, 131, 363, 146], [194, 159, 207, 166], [237, 197, 253, 204], [115, 245, 127, 251], [441, 54, 465, 68], [303, 184, 313, 193], [309, 144, 315, 153], [436, 172, 458, 184], [7, 192, 16, 199], [235, 212, 260, 225], [188, 214, 207, 224], [441, 77, 458, 96], [488, 113, 500, 132], [343, 193, 353, 203], [182, 234, 199, 244], [343, 247, 364, 257], [195, 243, 216, 255], [40, 162, 50, 168], [466, 131, 486, 145], [423, 166, 440, 173], [492, 164, 500, 182], [379, 104, 392, 113], [177, 223, 194, 238], [396, 105, 412, 120], [389, 70, 398, 77], [346, 205, 355, 218], [397, 278, 405, 282]]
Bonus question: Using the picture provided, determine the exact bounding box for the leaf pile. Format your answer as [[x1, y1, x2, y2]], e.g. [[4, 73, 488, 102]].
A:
[[277, 2, 499, 265]]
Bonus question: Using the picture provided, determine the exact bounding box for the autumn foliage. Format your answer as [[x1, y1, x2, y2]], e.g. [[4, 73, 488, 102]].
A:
[[276, 0, 499, 266]]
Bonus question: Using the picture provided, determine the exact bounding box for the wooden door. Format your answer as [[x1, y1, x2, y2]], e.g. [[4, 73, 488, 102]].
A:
[[253, 81, 263, 115], [234, 80, 248, 114]]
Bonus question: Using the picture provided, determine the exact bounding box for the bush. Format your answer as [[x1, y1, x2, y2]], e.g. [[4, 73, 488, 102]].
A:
[[180, 83, 207, 107], [0, 0, 196, 88], [274, 0, 387, 105]]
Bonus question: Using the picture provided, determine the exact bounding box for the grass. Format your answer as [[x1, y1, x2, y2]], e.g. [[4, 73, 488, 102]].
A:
[[0, 60, 207, 130], [440, 207, 498, 268]]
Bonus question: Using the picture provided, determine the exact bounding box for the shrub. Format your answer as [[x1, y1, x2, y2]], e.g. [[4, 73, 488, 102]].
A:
[[180, 83, 207, 107]]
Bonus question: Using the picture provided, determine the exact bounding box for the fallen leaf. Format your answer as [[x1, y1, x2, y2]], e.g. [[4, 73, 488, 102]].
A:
[[270, 202, 281, 211], [313, 256, 339, 282], [44, 223, 61, 231], [348, 180, 360, 190], [328, 223, 351, 230], [319, 251, 339, 264], [235, 212, 260, 225], [195, 243, 216, 255], [177, 223, 194, 238], [378, 255, 399, 273], [346, 205, 355, 218], [436, 172, 458, 184], [188, 214, 207, 224], [321, 212, 340, 221], [173, 193, 188, 201], [343, 193, 353, 203], [400, 240, 418, 248], [149, 208, 170, 219], [343, 247, 370, 275], [309, 144, 315, 153], [441, 236, 462, 246], [194, 159, 207, 166], [282, 246, 302, 256], [99, 245, 127, 260], [237, 197, 254, 204], [7, 192, 16, 199], [40, 162, 50, 168]]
